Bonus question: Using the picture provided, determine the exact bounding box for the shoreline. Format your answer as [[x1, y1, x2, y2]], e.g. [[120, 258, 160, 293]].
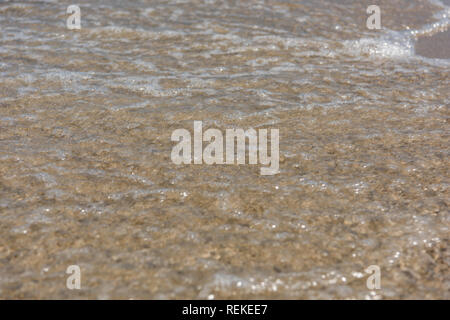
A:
[[414, 0, 450, 59]]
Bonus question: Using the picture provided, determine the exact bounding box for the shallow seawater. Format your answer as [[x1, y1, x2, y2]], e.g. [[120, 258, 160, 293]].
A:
[[0, 0, 449, 299]]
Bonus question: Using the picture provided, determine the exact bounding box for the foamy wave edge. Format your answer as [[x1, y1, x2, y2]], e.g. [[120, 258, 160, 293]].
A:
[[343, 0, 449, 59]]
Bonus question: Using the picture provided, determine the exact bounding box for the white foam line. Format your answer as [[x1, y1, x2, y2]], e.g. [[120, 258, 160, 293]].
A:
[[343, 1, 449, 60]]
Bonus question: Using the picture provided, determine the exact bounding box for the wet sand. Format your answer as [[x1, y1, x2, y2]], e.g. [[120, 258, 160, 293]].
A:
[[0, 0, 449, 300]]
